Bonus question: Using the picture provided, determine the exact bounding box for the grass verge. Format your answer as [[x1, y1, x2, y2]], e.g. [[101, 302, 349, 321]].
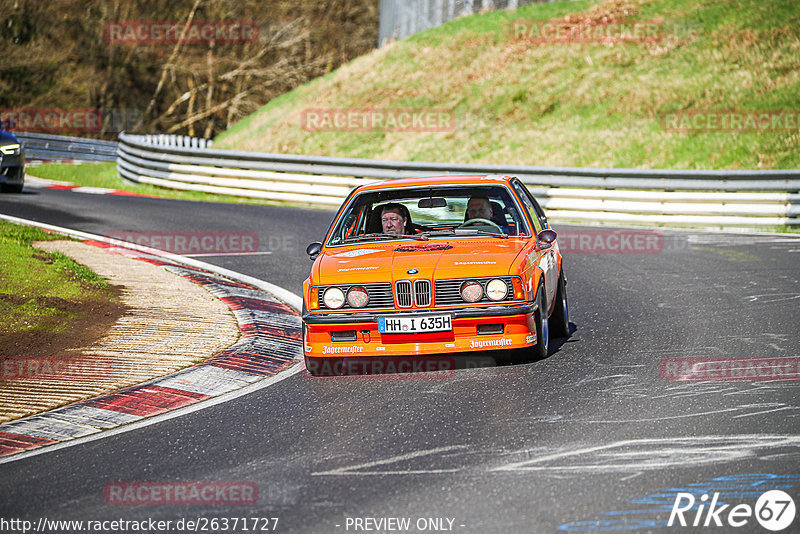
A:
[[0, 220, 118, 338]]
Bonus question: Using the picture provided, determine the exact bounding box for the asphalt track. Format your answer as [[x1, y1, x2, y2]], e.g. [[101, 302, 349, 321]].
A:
[[2, 186, 800, 533]]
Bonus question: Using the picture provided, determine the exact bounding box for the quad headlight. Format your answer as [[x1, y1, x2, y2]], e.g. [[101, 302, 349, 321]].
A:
[[346, 286, 369, 308], [460, 281, 483, 303], [323, 287, 345, 309], [485, 278, 508, 301]]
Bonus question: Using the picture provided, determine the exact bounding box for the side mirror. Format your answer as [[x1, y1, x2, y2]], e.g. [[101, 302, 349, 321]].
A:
[[306, 242, 322, 260], [536, 229, 557, 250]]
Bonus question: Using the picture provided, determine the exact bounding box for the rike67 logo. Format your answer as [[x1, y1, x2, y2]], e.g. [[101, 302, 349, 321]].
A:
[[669, 490, 796, 531]]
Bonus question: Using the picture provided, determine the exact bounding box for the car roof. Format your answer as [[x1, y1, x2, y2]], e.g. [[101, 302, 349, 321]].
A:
[[356, 174, 514, 192]]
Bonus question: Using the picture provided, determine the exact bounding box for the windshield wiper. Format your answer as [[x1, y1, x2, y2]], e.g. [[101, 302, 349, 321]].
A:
[[420, 229, 456, 237], [470, 229, 509, 239], [340, 233, 395, 243], [424, 228, 508, 239], [399, 233, 429, 241], [341, 233, 428, 243]]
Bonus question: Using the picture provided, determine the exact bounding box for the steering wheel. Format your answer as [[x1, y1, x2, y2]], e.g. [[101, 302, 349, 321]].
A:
[[458, 218, 503, 232]]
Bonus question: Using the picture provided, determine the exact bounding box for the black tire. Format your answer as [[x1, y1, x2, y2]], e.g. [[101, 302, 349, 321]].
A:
[[301, 319, 323, 376], [550, 270, 569, 338], [528, 282, 550, 361], [0, 182, 23, 193], [304, 355, 324, 377]]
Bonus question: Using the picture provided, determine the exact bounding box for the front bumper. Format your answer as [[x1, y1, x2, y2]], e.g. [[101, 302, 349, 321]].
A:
[[303, 305, 537, 357], [0, 153, 25, 186]]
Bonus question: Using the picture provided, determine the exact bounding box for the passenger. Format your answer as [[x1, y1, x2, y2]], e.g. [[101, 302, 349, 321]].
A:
[[465, 196, 493, 221]]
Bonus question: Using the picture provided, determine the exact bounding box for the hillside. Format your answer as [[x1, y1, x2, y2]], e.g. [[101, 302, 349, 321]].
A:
[[215, 0, 800, 170]]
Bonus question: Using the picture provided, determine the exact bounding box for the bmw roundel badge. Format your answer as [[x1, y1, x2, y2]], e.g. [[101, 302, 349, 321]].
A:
[[407, 269, 419, 274]]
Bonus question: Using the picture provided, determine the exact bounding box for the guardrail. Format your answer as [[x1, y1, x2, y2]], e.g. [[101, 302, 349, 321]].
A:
[[118, 132, 800, 226], [16, 132, 118, 162]]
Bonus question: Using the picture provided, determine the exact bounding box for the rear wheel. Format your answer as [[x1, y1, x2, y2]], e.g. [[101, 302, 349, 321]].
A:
[[528, 282, 549, 361], [550, 270, 569, 338]]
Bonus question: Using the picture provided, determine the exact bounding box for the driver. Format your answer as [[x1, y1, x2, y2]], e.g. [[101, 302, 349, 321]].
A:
[[380, 203, 409, 235], [465, 196, 493, 221]]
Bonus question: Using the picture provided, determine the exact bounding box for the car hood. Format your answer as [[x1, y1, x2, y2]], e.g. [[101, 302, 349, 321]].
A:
[[315, 239, 529, 285], [0, 130, 19, 145]]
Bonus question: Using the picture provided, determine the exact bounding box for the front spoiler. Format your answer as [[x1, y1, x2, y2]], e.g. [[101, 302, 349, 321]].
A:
[[303, 305, 538, 358], [0, 158, 25, 185], [303, 304, 535, 324]]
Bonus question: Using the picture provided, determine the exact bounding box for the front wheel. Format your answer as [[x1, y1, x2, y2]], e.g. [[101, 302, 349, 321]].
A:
[[304, 355, 324, 377], [528, 282, 549, 361], [550, 270, 569, 338], [0, 183, 23, 194]]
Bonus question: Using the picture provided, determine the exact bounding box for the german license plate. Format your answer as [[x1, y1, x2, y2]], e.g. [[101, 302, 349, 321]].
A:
[[378, 314, 452, 334]]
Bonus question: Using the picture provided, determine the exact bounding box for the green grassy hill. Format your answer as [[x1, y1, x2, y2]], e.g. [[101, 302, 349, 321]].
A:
[[215, 0, 800, 169]]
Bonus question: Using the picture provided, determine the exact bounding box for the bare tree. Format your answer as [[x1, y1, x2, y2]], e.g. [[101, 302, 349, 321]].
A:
[[0, 0, 379, 138]]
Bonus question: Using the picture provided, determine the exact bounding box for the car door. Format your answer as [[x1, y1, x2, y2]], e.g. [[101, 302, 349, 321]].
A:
[[512, 180, 558, 305]]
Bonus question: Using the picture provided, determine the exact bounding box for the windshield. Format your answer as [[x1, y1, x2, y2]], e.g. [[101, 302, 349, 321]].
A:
[[327, 185, 530, 246]]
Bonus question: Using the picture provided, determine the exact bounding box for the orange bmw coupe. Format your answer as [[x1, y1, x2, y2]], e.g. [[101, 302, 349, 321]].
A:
[[302, 175, 568, 374]]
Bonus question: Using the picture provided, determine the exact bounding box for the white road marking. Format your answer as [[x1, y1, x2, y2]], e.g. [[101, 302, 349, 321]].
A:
[[21, 175, 71, 187], [731, 405, 796, 419], [573, 407, 743, 423], [71, 186, 117, 194], [744, 293, 800, 303], [312, 445, 469, 476], [310, 435, 800, 477], [491, 435, 800, 473]]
